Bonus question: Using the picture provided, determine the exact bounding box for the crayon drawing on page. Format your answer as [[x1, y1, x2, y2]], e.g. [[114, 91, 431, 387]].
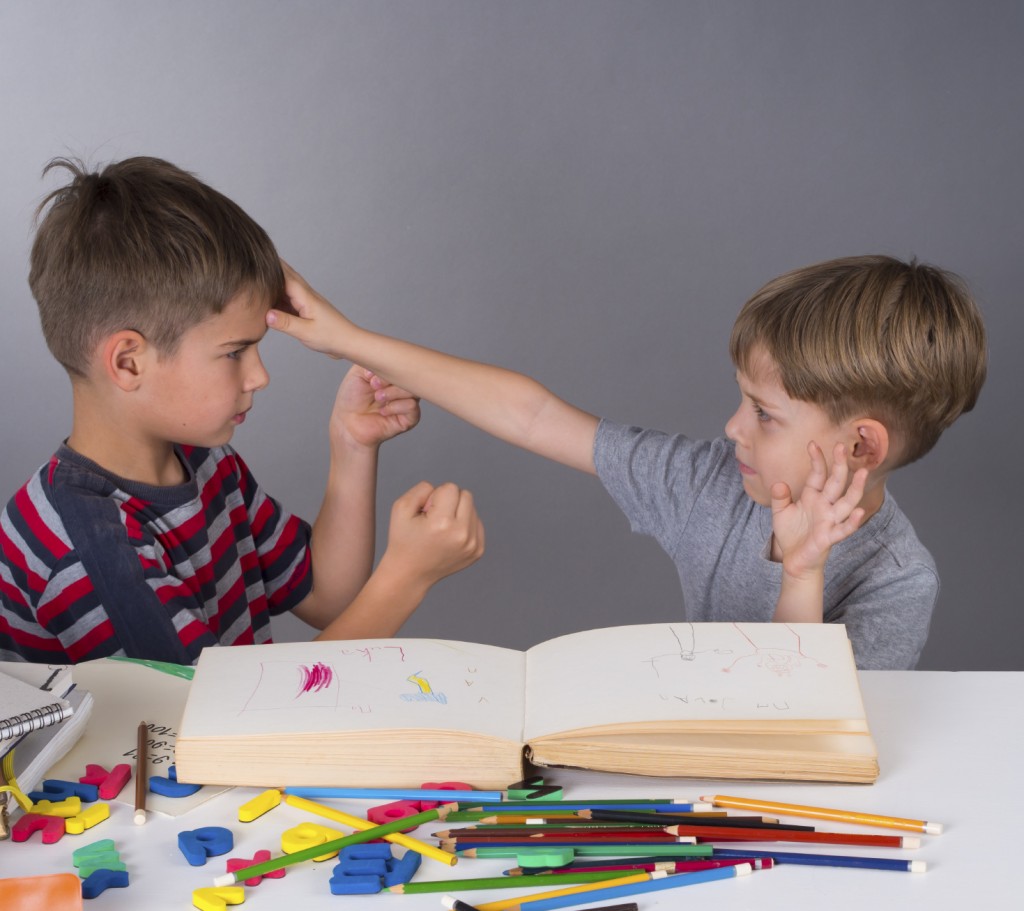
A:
[[239, 644, 411, 714], [644, 623, 830, 713]]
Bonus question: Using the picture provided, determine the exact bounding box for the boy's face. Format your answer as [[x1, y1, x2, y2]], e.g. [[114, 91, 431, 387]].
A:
[[140, 292, 271, 449], [724, 346, 848, 507]]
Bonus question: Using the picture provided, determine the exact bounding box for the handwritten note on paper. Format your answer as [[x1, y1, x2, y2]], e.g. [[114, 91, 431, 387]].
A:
[[523, 622, 867, 740], [46, 659, 230, 817]]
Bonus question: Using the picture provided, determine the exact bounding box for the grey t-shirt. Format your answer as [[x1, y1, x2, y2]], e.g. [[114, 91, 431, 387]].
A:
[[593, 419, 937, 669]]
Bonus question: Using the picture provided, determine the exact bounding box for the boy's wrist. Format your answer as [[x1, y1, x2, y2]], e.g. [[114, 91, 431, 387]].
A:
[[373, 552, 433, 603]]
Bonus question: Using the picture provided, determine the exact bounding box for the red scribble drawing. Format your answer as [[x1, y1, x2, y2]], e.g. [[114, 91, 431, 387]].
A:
[[721, 623, 828, 677], [297, 662, 334, 697], [339, 645, 407, 663]]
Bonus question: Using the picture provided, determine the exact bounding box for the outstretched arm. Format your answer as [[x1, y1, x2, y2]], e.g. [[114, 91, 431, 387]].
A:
[[771, 442, 868, 623], [267, 263, 601, 475]]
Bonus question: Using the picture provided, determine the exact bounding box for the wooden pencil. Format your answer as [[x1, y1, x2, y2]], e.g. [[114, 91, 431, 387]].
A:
[[133, 722, 148, 826]]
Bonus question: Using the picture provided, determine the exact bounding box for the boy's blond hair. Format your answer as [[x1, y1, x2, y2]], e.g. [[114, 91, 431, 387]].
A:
[[29, 156, 284, 377], [729, 255, 987, 466]]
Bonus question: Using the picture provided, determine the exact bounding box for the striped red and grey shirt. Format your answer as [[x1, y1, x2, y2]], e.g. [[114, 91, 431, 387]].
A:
[[0, 444, 312, 664]]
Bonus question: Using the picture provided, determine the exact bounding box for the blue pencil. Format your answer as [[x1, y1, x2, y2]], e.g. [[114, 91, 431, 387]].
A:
[[514, 865, 753, 911], [284, 786, 505, 802], [712, 848, 927, 872]]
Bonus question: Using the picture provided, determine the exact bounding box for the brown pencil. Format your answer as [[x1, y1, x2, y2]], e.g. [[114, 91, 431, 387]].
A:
[[134, 721, 148, 825]]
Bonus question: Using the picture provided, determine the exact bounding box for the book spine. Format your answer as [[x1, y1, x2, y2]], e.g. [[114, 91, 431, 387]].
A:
[[0, 703, 72, 741]]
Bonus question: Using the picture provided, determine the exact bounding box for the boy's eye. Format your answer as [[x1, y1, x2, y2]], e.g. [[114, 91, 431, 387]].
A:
[[226, 347, 247, 361], [752, 403, 771, 422]]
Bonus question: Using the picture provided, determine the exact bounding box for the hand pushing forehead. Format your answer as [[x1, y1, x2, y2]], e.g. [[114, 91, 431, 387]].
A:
[[28, 155, 284, 377], [729, 254, 987, 466]]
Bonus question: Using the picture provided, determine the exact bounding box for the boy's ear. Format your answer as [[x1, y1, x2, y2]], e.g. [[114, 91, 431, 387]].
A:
[[849, 418, 889, 470], [102, 331, 149, 392]]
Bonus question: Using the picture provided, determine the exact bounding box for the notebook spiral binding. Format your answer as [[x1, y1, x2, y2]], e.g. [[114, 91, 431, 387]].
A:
[[0, 703, 72, 741]]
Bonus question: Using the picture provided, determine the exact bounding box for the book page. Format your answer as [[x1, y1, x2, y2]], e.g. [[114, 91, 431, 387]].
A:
[[181, 638, 527, 742], [523, 622, 867, 740], [46, 659, 228, 817]]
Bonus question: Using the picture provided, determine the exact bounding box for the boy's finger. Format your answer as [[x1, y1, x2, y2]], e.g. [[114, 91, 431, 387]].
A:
[[805, 441, 827, 489], [422, 482, 461, 516], [454, 489, 477, 521], [396, 480, 435, 514], [769, 481, 793, 513]]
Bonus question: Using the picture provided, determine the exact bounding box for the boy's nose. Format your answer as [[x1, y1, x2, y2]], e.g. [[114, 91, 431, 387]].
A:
[[724, 407, 743, 443], [246, 354, 270, 392]]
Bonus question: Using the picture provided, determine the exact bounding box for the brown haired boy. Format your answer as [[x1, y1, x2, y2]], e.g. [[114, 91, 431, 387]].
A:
[[266, 256, 986, 669], [0, 157, 484, 664]]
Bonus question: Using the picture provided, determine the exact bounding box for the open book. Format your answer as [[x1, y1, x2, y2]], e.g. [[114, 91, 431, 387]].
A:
[[175, 623, 879, 788]]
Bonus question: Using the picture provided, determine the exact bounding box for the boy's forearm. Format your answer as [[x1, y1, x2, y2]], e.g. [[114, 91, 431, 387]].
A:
[[346, 325, 599, 473], [297, 444, 379, 628], [311, 556, 431, 640]]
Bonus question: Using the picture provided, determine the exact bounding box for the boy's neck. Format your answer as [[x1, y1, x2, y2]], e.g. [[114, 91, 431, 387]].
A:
[[66, 429, 187, 487], [68, 387, 187, 487]]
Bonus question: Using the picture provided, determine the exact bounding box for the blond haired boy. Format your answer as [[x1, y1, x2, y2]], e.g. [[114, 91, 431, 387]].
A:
[[0, 157, 483, 664], [267, 256, 986, 669]]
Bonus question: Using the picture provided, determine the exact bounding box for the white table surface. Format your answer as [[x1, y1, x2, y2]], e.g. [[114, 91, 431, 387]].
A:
[[2, 671, 1020, 909]]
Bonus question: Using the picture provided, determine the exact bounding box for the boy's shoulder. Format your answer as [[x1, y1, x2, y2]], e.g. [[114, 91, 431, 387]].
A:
[[863, 492, 938, 574], [0, 444, 245, 563]]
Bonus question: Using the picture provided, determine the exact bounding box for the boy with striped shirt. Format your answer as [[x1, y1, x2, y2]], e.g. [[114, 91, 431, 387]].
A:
[[0, 157, 484, 664]]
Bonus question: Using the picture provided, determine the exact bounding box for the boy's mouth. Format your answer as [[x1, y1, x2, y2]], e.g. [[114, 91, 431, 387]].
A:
[[736, 458, 756, 476]]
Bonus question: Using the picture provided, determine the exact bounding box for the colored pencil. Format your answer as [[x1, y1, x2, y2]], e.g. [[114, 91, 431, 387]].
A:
[[446, 811, 727, 824], [387, 871, 643, 893], [446, 812, 595, 824], [711, 847, 927, 872], [482, 865, 753, 911], [285, 786, 504, 802], [459, 844, 714, 859], [509, 857, 772, 875], [703, 794, 943, 835], [469, 873, 655, 911], [665, 824, 918, 848], [460, 800, 709, 813], [585, 809, 802, 829], [441, 836, 690, 851], [437, 827, 679, 838], [133, 722, 148, 826], [435, 824, 669, 836], [212, 800, 458, 884], [283, 794, 457, 865]]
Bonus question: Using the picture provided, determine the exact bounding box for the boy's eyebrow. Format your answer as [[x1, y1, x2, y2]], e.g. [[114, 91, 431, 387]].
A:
[[218, 331, 267, 348]]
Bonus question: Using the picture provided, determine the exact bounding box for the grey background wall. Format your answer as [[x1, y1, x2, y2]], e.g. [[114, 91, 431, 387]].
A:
[[1, 1, 1020, 669]]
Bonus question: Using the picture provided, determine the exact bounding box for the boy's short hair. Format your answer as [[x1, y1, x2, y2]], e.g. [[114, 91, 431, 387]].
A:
[[729, 255, 987, 466], [29, 156, 284, 377]]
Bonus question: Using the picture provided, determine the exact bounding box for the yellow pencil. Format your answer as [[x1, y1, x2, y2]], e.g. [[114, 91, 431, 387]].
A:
[[283, 793, 458, 865], [702, 794, 943, 835], [471, 871, 652, 911]]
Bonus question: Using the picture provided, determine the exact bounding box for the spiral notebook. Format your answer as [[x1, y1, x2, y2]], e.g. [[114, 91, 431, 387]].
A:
[[0, 666, 75, 744]]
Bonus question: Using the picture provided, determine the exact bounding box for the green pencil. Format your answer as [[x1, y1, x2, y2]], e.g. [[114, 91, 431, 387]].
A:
[[459, 844, 714, 859], [211, 802, 458, 885], [387, 870, 635, 894]]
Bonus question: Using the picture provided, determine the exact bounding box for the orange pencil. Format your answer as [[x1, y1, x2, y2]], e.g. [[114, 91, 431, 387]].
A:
[[702, 795, 942, 835]]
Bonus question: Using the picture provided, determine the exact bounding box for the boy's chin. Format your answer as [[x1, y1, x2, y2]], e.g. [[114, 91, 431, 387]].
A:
[[740, 478, 771, 508]]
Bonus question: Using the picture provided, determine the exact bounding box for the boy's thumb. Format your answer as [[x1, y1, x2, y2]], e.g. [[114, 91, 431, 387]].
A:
[[266, 308, 299, 337]]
